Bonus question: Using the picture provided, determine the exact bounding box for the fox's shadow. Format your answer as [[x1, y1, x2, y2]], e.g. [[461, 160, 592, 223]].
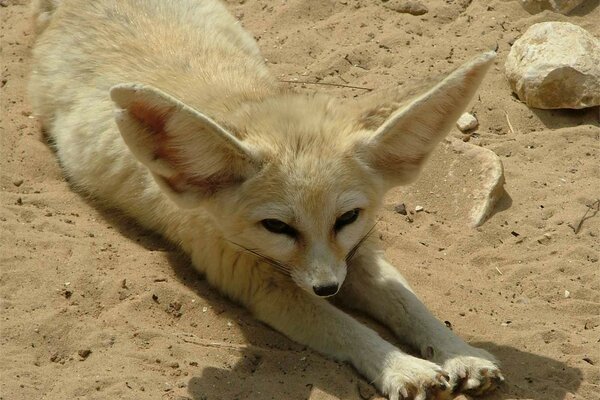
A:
[[95, 206, 583, 400]]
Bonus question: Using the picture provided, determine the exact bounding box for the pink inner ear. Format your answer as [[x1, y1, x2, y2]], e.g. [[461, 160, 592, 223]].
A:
[[127, 101, 242, 196], [129, 101, 171, 133], [128, 101, 182, 163]]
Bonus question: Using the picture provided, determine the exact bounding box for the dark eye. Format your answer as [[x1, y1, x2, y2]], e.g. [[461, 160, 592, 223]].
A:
[[261, 219, 297, 238], [334, 208, 360, 232]]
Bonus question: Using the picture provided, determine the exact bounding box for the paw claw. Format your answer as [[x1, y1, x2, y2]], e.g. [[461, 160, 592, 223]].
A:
[[399, 387, 409, 398]]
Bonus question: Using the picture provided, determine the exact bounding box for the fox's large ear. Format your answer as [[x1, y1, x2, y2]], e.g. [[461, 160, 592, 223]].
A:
[[110, 84, 261, 209], [358, 52, 495, 187]]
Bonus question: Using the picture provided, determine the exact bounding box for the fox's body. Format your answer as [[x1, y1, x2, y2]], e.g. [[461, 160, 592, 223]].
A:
[[30, 1, 503, 399]]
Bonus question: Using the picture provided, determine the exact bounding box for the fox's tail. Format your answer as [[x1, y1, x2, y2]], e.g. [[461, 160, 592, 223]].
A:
[[31, 0, 60, 35]]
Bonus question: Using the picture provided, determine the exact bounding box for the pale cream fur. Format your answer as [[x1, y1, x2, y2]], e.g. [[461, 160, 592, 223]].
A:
[[29, 1, 503, 399]]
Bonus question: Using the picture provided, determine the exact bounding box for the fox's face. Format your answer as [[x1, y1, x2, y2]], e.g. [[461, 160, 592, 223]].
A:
[[220, 161, 378, 296], [110, 52, 495, 297], [213, 120, 383, 296]]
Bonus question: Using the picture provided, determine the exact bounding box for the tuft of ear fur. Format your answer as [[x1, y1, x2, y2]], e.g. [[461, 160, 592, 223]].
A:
[[359, 51, 496, 186], [110, 84, 260, 208]]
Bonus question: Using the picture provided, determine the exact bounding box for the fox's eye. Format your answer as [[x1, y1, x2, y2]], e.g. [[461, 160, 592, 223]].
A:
[[261, 219, 297, 238], [334, 208, 361, 232]]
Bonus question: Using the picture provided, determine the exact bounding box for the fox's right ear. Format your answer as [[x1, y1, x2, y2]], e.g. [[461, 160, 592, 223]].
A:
[[356, 52, 495, 188], [110, 84, 261, 209]]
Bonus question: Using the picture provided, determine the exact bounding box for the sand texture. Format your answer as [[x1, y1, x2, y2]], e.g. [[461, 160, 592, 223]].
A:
[[1, 0, 599, 399]]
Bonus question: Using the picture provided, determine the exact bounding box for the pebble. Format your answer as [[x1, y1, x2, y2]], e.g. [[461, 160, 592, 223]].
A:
[[383, 0, 428, 15], [415, 205, 424, 212], [394, 203, 407, 215], [456, 112, 479, 132], [13, 179, 23, 187], [78, 349, 92, 359]]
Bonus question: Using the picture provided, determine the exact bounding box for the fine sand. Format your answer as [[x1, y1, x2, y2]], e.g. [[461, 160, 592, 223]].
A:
[[1, 0, 599, 399]]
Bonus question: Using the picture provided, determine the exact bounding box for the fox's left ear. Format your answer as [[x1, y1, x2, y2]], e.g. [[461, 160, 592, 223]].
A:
[[357, 51, 495, 187]]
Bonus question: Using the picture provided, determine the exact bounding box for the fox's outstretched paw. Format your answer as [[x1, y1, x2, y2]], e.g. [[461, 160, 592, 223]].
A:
[[378, 354, 452, 400], [440, 348, 504, 396]]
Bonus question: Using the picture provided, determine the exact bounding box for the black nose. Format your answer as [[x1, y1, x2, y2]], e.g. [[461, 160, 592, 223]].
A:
[[313, 283, 339, 297]]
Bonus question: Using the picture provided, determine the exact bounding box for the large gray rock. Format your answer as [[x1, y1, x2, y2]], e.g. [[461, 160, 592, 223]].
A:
[[519, 0, 586, 14], [505, 22, 600, 109]]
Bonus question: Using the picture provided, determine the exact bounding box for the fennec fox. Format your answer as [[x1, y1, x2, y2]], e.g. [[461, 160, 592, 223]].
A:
[[29, 0, 503, 398]]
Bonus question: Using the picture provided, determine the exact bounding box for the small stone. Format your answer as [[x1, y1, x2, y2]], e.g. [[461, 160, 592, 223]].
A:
[[584, 320, 597, 330], [505, 22, 600, 109], [519, 0, 585, 14], [168, 361, 180, 368], [13, 179, 24, 187], [357, 380, 376, 399], [415, 205, 424, 212], [168, 301, 183, 317], [564, 290, 570, 298], [456, 112, 479, 132], [394, 203, 407, 215], [78, 349, 92, 359], [383, 0, 428, 15]]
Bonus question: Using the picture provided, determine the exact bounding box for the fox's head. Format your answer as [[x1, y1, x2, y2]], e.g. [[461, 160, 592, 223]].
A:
[[110, 52, 495, 297]]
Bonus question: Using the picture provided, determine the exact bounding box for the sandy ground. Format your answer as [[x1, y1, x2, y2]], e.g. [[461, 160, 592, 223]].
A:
[[1, 0, 599, 399]]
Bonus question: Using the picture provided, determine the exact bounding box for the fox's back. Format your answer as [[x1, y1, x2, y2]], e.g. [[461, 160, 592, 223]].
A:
[[28, 0, 278, 234], [30, 0, 275, 119]]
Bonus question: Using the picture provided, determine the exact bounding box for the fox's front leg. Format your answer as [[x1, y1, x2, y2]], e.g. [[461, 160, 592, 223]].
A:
[[249, 284, 452, 400], [337, 250, 504, 396]]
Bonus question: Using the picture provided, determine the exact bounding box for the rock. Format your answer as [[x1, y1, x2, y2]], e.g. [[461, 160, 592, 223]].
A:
[[456, 112, 479, 132], [394, 203, 407, 215], [383, 0, 428, 15], [519, 0, 585, 14], [394, 138, 505, 227], [78, 349, 92, 359], [505, 22, 600, 109]]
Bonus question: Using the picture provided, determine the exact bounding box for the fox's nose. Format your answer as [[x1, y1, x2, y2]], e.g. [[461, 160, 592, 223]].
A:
[[313, 283, 339, 297]]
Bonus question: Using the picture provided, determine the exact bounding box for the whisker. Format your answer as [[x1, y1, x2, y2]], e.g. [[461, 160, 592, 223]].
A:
[[346, 222, 378, 262], [226, 240, 293, 277]]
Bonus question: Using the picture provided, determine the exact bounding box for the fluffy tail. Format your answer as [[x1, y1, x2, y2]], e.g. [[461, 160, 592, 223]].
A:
[[31, 0, 60, 35]]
